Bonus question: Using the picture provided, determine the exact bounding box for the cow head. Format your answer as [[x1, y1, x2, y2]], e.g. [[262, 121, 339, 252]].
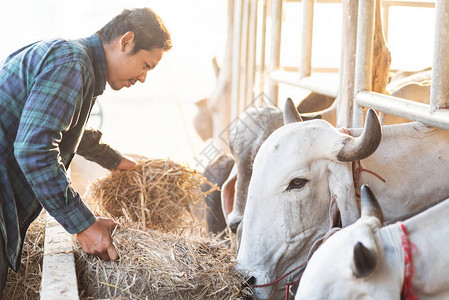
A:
[[222, 106, 284, 231], [296, 185, 400, 300], [236, 103, 381, 299], [222, 99, 330, 232]]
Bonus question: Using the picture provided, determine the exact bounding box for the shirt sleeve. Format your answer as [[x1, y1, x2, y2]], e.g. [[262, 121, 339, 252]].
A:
[[14, 62, 96, 234], [76, 128, 122, 170]]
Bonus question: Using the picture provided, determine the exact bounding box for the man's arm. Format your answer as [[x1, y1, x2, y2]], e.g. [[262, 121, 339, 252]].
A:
[[14, 62, 118, 260], [77, 128, 138, 170]]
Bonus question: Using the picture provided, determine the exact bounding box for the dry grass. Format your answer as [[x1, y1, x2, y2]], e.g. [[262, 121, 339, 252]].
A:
[[3, 212, 46, 300], [75, 219, 253, 300], [89, 159, 217, 235]]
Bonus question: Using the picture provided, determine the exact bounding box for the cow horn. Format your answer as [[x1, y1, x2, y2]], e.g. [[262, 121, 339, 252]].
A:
[[283, 98, 303, 124], [360, 185, 384, 223], [336, 109, 381, 162], [352, 241, 377, 278]]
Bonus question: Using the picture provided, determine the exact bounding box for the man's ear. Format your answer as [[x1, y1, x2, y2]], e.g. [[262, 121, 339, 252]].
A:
[[119, 31, 135, 52]]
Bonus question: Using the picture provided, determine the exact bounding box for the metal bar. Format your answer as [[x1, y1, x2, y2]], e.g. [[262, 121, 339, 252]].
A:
[[353, 0, 376, 127], [247, 0, 258, 107], [382, 1, 434, 8], [270, 70, 339, 97], [267, 0, 283, 106], [357, 91, 449, 130], [259, 0, 268, 105], [239, 0, 251, 112], [280, 66, 339, 72], [337, 0, 358, 127], [430, 0, 449, 112], [231, 0, 244, 120], [299, 0, 314, 78], [285, 0, 435, 8]]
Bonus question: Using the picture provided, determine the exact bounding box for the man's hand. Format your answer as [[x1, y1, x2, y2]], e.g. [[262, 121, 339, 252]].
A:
[[115, 155, 138, 170], [77, 217, 119, 261]]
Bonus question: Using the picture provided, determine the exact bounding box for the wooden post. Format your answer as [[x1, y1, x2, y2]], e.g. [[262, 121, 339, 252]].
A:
[[371, 0, 391, 95]]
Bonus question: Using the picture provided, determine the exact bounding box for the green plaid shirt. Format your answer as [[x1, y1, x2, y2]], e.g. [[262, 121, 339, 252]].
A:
[[0, 35, 121, 270]]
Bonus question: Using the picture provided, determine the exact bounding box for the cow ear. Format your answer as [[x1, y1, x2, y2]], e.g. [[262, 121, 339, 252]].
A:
[[360, 185, 384, 224], [352, 241, 377, 278], [283, 98, 303, 124]]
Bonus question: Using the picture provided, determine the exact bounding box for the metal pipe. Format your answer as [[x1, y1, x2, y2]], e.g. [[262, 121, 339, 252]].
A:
[[267, 0, 283, 106], [353, 0, 376, 127], [430, 0, 449, 113], [259, 0, 268, 105], [299, 0, 314, 78], [337, 0, 358, 128], [231, 0, 244, 120], [247, 0, 258, 107], [357, 91, 449, 130], [270, 70, 338, 97], [239, 0, 251, 112]]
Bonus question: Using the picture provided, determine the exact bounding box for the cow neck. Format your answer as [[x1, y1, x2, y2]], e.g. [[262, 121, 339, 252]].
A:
[[396, 221, 418, 300], [340, 128, 386, 197]]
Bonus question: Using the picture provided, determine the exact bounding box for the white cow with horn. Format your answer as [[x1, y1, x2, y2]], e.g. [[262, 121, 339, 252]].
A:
[[297, 184, 449, 300], [236, 99, 449, 299]]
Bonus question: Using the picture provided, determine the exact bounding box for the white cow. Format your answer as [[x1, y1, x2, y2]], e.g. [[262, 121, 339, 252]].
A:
[[297, 184, 449, 300], [222, 99, 334, 231], [221, 68, 432, 233], [236, 103, 449, 299]]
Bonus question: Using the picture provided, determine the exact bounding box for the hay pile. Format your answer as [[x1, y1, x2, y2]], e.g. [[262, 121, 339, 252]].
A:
[[3, 212, 46, 300], [75, 220, 253, 300], [78, 158, 251, 299], [89, 159, 216, 234]]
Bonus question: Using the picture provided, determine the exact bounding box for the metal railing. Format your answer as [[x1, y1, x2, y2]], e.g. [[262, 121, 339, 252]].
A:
[[353, 0, 449, 130], [230, 0, 445, 130]]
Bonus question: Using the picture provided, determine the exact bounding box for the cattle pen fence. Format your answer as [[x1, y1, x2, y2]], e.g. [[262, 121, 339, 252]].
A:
[[229, 0, 449, 131]]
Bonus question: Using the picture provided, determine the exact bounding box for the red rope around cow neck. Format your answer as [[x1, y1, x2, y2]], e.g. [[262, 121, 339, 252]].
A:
[[340, 128, 386, 197], [397, 221, 418, 300], [253, 261, 307, 300]]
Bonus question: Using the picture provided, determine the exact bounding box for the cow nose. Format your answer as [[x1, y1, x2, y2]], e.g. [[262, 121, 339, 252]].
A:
[[244, 275, 256, 286], [229, 223, 238, 233]]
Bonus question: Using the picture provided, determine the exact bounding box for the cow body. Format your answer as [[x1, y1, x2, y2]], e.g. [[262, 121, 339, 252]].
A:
[[236, 109, 449, 299], [297, 185, 449, 300]]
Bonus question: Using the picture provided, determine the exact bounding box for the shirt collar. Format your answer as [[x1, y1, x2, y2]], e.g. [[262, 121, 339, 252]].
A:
[[80, 35, 107, 97]]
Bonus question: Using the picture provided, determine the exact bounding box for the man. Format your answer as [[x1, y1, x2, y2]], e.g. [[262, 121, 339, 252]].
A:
[[0, 7, 172, 295]]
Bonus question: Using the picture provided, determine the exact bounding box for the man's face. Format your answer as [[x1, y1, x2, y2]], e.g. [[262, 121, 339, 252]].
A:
[[106, 36, 164, 90]]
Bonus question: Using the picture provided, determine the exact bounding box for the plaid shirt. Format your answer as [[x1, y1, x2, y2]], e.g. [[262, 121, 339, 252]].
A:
[[0, 35, 121, 271]]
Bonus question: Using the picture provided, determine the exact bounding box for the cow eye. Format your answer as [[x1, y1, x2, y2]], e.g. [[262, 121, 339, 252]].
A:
[[287, 178, 308, 191]]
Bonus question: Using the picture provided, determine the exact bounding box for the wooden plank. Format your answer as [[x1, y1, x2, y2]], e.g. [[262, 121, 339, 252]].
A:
[[40, 214, 79, 300]]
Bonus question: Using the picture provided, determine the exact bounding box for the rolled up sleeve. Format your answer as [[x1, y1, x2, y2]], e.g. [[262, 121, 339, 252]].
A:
[[77, 128, 122, 170]]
